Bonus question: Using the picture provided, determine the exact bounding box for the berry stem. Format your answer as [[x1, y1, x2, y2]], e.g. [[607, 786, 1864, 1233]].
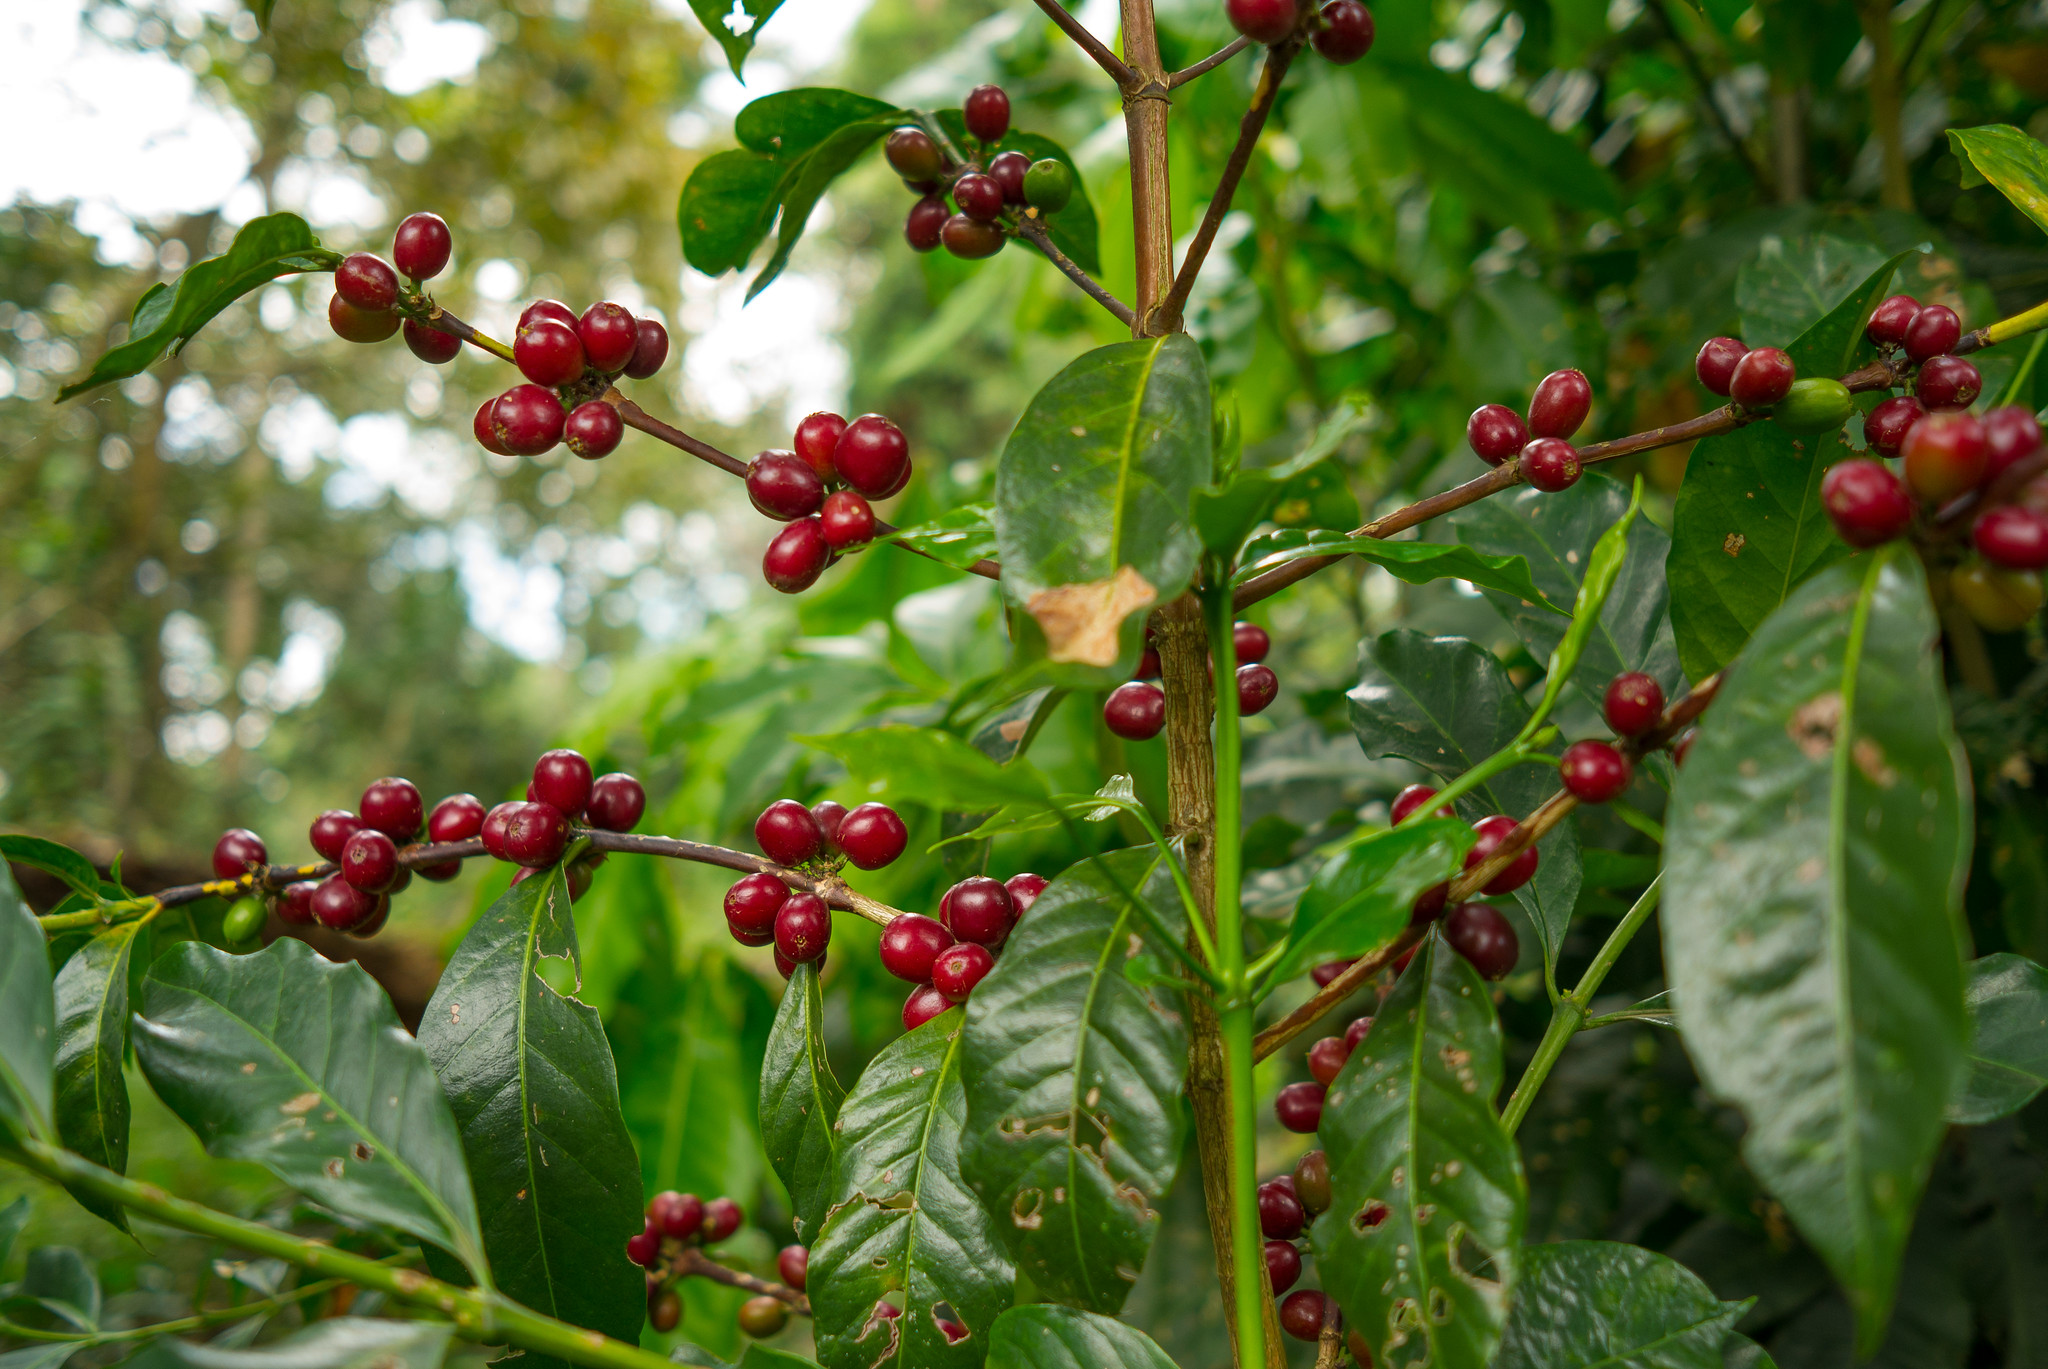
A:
[[1027, 0, 1137, 88], [409, 305, 516, 364], [1168, 35, 1253, 88], [670, 1247, 811, 1315], [609, 395, 750, 477], [1012, 217, 1138, 329]]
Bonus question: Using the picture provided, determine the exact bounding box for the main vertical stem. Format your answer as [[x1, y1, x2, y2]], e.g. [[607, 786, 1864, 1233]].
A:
[[1120, 0, 1173, 336]]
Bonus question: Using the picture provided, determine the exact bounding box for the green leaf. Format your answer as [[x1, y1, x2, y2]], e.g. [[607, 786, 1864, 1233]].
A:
[[0, 1196, 28, 1266], [735, 1350, 815, 1369], [23, 1247, 100, 1331], [1238, 531, 1565, 617], [1722, 1335, 1778, 1369], [748, 119, 900, 302], [994, 335, 1211, 670], [1192, 416, 1356, 556], [0, 838, 102, 904], [737, 90, 900, 156], [960, 849, 1189, 1312], [1348, 631, 1583, 967], [169, 1318, 454, 1369], [985, 1305, 1181, 1369], [883, 505, 998, 573], [796, 723, 1051, 811], [1526, 477, 1642, 727], [687, 0, 788, 78], [58, 214, 340, 402], [1448, 472, 1684, 701], [1311, 931, 1524, 1369], [1948, 953, 2048, 1125], [807, 1012, 1014, 1369], [1947, 125, 2048, 237], [1661, 551, 1970, 1352], [0, 861, 57, 1145], [417, 868, 643, 1352], [1736, 235, 1890, 348], [760, 962, 844, 1242], [51, 921, 143, 1233], [0, 1345, 81, 1369], [133, 938, 488, 1280], [1262, 819, 1473, 990], [1666, 250, 1920, 682], [1495, 1241, 1751, 1369], [677, 153, 786, 276]]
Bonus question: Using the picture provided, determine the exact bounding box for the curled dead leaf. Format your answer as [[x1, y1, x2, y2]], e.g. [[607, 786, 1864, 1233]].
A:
[[1026, 565, 1157, 666]]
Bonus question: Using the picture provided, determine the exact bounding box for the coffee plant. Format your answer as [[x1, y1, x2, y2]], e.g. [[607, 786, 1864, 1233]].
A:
[[7, 1, 2048, 1367]]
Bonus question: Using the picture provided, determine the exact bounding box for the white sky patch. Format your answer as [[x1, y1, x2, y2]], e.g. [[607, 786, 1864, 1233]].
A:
[[678, 267, 847, 429], [455, 520, 566, 663], [365, 0, 492, 95], [325, 410, 479, 518]]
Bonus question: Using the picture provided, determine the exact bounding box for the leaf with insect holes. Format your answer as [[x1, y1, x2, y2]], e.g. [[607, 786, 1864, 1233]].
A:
[[1948, 124, 2048, 238], [1947, 953, 2048, 1125], [686, 0, 789, 78], [52, 920, 143, 1233], [0, 862, 57, 1146], [760, 962, 844, 1242], [1494, 1241, 1752, 1369], [985, 1305, 1180, 1369]]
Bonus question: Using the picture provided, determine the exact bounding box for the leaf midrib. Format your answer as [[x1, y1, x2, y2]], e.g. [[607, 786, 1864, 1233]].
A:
[[1106, 338, 1169, 573], [889, 1027, 964, 1369], [64, 926, 136, 1163], [1402, 939, 1445, 1363]]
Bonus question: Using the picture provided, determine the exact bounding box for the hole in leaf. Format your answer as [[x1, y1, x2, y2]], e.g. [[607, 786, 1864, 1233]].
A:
[[1353, 1199, 1390, 1233]]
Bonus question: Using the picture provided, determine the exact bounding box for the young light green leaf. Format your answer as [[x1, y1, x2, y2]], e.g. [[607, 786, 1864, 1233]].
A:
[[1261, 819, 1472, 990], [960, 849, 1189, 1312], [687, 0, 788, 78], [1524, 476, 1642, 729], [985, 1305, 1180, 1369], [1236, 530, 1564, 614], [797, 723, 1051, 811], [1948, 952, 2048, 1125], [134, 938, 488, 1281], [1312, 932, 1524, 1369], [760, 962, 844, 1241], [1948, 124, 2048, 237], [883, 504, 997, 573], [417, 868, 643, 1355], [0, 862, 57, 1145], [170, 1317, 454, 1369], [1494, 1241, 1751, 1369], [1662, 551, 1970, 1353], [0, 838, 103, 904], [52, 920, 143, 1232], [0, 1196, 28, 1267]]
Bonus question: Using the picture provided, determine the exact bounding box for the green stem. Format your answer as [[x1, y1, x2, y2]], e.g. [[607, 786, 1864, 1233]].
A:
[[1109, 799, 1223, 969], [2000, 329, 2048, 406], [1393, 730, 1556, 829]]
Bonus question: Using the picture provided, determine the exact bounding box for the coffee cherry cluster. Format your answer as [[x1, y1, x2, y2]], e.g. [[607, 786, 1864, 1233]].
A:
[[887, 86, 1079, 262], [723, 798, 911, 978], [628, 1189, 757, 1334], [474, 299, 669, 462], [887, 872, 1046, 1030], [328, 212, 456, 355], [1227, 0, 1377, 63], [1254, 1149, 1372, 1359], [751, 411, 914, 594], [1465, 368, 1595, 493], [1103, 622, 1277, 741]]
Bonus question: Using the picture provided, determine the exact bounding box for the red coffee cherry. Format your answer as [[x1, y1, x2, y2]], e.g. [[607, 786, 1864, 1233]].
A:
[[1465, 814, 1538, 894], [1237, 663, 1279, 716], [794, 412, 847, 480], [946, 877, 1016, 947], [429, 794, 486, 847], [932, 942, 995, 1002], [1344, 1015, 1372, 1047], [1444, 902, 1519, 980], [941, 213, 1006, 259], [519, 300, 577, 331], [565, 401, 623, 459], [502, 802, 569, 868], [748, 451, 827, 521], [212, 829, 268, 881], [1390, 783, 1452, 824], [1902, 411, 1990, 503], [756, 799, 825, 866], [1273, 1081, 1325, 1133], [905, 195, 950, 252], [778, 1246, 808, 1291], [1694, 336, 1748, 397], [1862, 395, 1925, 458], [312, 875, 378, 932], [586, 774, 645, 832], [1822, 458, 1914, 548], [361, 778, 424, 839], [763, 518, 830, 594], [1410, 881, 1449, 924], [1729, 347, 1796, 407], [310, 809, 364, 862], [834, 415, 911, 498], [335, 253, 400, 312], [1975, 506, 2048, 571], [1132, 649, 1161, 679], [1313, 0, 1374, 61], [278, 881, 318, 926], [492, 384, 566, 456], [1527, 368, 1592, 439], [1903, 304, 1961, 363], [1311, 960, 1353, 987], [515, 318, 586, 387], [392, 212, 451, 281], [328, 296, 399, 343], [1229, 0, 1300, 44], [1264, 1240, 1302, 1294], [341, 829, 399, 892], [1985, 405, 2044, 479], [1104, 681, 1166, 740], [837, 803, 907, 869], [1005, 872, 1048, 915], [531, 749, 593, 815], [885, 127, 943, 181], [880, 914, 951, 982], [820, 491, 877, 548], [1257, 1180, 1305, 1239], [1306, 1035, 1350, 1085], [811, 801, 848, 851], [903, 983, 954, 1031], [774, 892, 832, 964], [1280, 1290, 1329, 1343], [963, 84, 1011, 142], [988, 150, 1031, 203], [1866, 293, 1919, 348], [1916, 355, 1982, 411], [625, 1225, 659, 1269], [1559, 740, 1631, 804], [1233, 622, 1270, 664], [403, 320, 462, 364], [579, 302, 639, 374], [1602, 672, 1664, 737], [1466, 403, 1528, 466], [651, 1190, 705, 1239], [702, 1197, 743, 1243], [480, 803, 519, 861], [473, 398, 510, 455], [725, 873, 789, 940], [953, 173, 1005, 223], [1520, 437, 1581, 492], [625, 319, 670, 380]]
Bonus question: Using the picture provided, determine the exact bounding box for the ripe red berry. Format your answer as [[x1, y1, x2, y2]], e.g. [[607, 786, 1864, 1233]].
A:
[[1520, 437, 1581, 492], [312, 875, 377, 931], [903, 983, 954, 1031], [1264, 1240, 1301, 1294], [1237, 663, 1279, 716], [1005, 872, 1048, 915], [520, 300, 578, 331], [1229, 0, 1300, 43], [933, 942, 995, 1001], [1985, 405, 2044, 479], [649, 1190, 702, 1240], [492, 384, 566, 456], [481, 803, 519, 861], [577, 774, 640, 834], [531, 749, 593, 815], [1866, 294, 1919, 348], [212, 829, 268, 881], [947, 877, 1016, 947], [578, 302, 639, 373], [963, 84, 1011, 142], [821, 491, 878, 548], [1410, 881, 1450, 924], [1257, 1180, 1305, 1239], [328, 295, 399, 343], [1133, 649, 1161, 679], [1902, 411, 1990, 503], [756, 799, 825, 866], [1822, 458, 1915, 547], [778, 1246, 808, 1291], [1390, 783, 1452, 824], [774, 893, 832, 964], [1104, 681, 1166, 740], [1903, 304, 1961, 363], [625, 319, 670, 380], [1559, 740, 1631, 803], [1916, 355, 1982, 411], [625, 1228, 660, 1269], [833, 415, 911, 498], [810, 801, 848, 852], [565, 401, 623, 460], [1274, 1081, 1325, 1134], [1975, 506, 2048, 571], [361, 777, 424, 839], [1729, 347, 1796, 407], [1466, 403, 1528, 466], [953, 173, 1005, 223], [837, 803, 907, 869], [748, 451, 826, 521], [1307, 1035, 1350, 1085], [1694, 336, 1748, 396], [1528, 368, 1592, 439], [1444, 902, 1519, 980], [988, 150, 1031, 203], [278, 881, 318, 926], [1279, 1290, 1328, 1343], [793, 412, 848, 481], [1313, 0, 1374, 61], [1344, 1015, 1372, 1047], [1465, 814, 1538, 894], [402, 319, 462, 364], [336, 253, 400, 312], [885, 127, 943, 181], [702, 1198, 743, 1242], [905, 195, 949, 252], [341, 829, 399, 892], [880, 914, 952, 982], [763, 518, 830, 594], [1863, 395, 1925, 458], [516, 318, 586, 387], [1233, 622, 1270, 664], [310, 810, 364, 862], [473, 398, 510, 455], [428, 794, 487, 844], [941, 213, 1006, 260], [392, 212, 452, 281], [725, 873, 789, 939], [501, 802, 569, 868], [1602, 672, 1664, 737], [1311, 960, 1353, 987]]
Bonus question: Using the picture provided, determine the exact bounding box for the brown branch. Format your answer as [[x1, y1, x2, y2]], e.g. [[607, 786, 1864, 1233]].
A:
[[1014, 216, 1138, 329], [612, 397, 750, 478], [1170, 35, 1252, 88], [1030, 0, 1136, 87], [672, 1249, 811, 1316]]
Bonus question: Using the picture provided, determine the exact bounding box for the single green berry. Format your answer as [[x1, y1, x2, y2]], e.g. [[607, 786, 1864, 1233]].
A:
[[1023, 159, 1073, 214], [223, 898, 267, 947], [1771, 377, 1855, 435]]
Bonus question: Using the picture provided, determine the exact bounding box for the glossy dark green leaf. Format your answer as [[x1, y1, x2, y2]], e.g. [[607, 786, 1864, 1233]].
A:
[[417, 868, 643, 1349], [1722, 1335, 1778, 1369], [687, 0, 787, 78], [1948, 953, 2048, 1125], [968, 688, 1065, 768], [58, 214, 340, 402], [1495, 1241, 1750, 1369], [1665, 251, 1918, 682], [1348, 630, 1583, 965], [1192, 409, 1363, 555], [0, 862, 57, 1145], [796, 723, 1051, 811], [1448, 472, 1683, 701], [985, 1305, 1180, 1369], [23, 1247, 100, 1331], [1312, 931, 1524, 1369], [748, 119, 899, 302], [1736, 235, 1889, 348], [1263, 819, 1473, 990], [760, 962, 843, 1242], [808, 1011, 1014, 1369], [1238, 530, 1563, 615], [736, 89, 899, 155], [0, 837, 102, 904], [884, 504, 998, 573], [170, 1317, 453, 1369], [676, 153, 786, 276], [931, 115, 1099, 275], [1662, 551, 1970, 1352], [994, 335, 1210, 670], [51, 921, 142, 1232], [1948, 124, 2048, 237], [134, 938, 487, 1279], [960, 849, 1189, 1312]]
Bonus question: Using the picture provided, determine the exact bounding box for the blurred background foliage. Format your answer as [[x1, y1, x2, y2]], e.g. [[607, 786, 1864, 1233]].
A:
[[6, 0, 2048, 1363]]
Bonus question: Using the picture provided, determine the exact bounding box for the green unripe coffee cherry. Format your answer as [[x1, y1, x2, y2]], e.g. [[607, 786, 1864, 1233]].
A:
[[1023, 159, 1073, 214], [223, 898, 266, 947], [1771, 377, 1855, 435]]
